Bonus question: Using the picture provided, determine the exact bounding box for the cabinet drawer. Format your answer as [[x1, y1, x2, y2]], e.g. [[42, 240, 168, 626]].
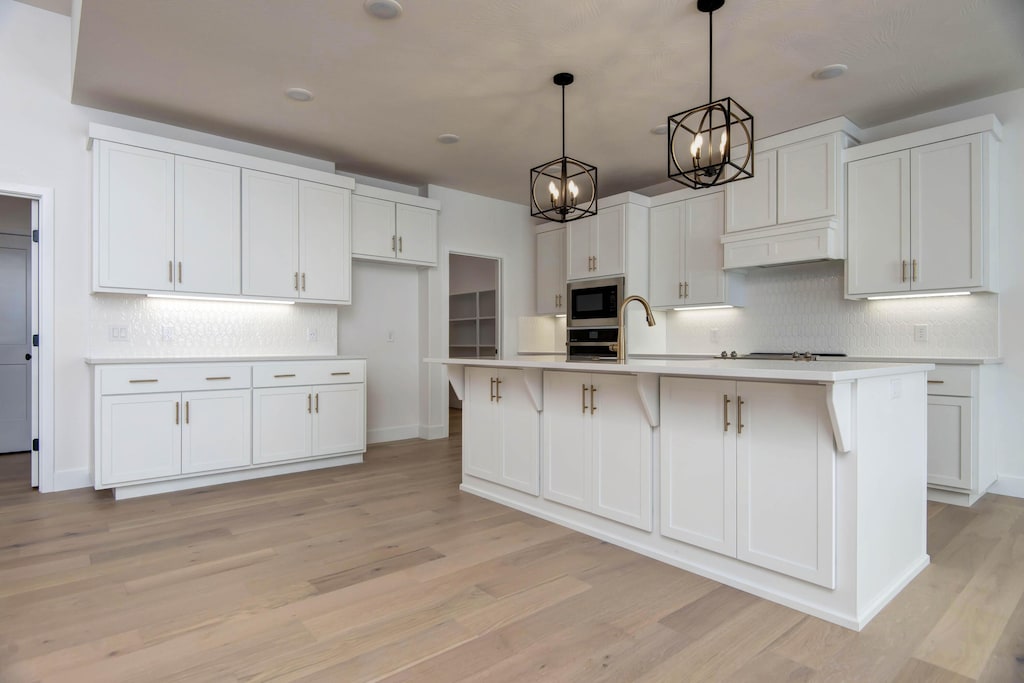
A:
[[927, 365, 975, 397], [100, 364, 250, 394], [252, 360, 365, 387]]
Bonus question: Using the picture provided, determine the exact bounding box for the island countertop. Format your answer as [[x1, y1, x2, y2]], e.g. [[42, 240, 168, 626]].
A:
[[427, 355, 935, 383]]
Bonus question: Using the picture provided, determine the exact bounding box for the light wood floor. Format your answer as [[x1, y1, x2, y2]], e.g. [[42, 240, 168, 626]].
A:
[[1, 421, 1023, 682]]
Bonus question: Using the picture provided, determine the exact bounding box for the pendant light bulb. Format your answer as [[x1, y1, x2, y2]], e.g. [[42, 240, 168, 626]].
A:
[[568, 179, 579, 198], [719, 130, 728, 156], [548, 180, 559, 202]]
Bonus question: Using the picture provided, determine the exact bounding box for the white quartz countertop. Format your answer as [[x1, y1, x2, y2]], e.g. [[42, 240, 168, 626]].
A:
[[85, 355, 366, 365], [630, 353, 1001, 365], [428, 355, 934, 382]]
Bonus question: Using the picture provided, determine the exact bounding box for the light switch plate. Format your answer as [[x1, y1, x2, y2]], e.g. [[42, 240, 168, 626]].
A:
[[913, 324, 928, 342]]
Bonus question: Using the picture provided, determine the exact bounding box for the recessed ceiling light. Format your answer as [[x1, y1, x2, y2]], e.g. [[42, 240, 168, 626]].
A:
[[812, 64, 848, 80], [285, 87, 314, 102], [650, 123, 668, 135], [437, 133, 460, 144], [364, 0, 403, 19]]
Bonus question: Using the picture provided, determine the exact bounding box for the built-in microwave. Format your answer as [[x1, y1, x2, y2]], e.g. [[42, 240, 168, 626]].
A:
[[567, 276, 624, 328]]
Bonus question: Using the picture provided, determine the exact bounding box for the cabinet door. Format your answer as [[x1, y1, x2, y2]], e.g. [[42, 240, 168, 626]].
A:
[[536, 228, 567, 315], [777, 136, 836, 224], [846, 152, 911, 295], [590, 374, 653, 531], [495, 369, 540, 496], [100, 392, 181, 484], [96, 141, 175, 291], [927, 396, 974, 490], [683, 193, 726, 305], [566, 217, 594, 280], [352, 195, 396, 259], [542, 371, 591, 511], [660, 378, 736, 555], [252, 386, 311, 464], [726, 149, 776, 232], [312, 383, 365, 456], [735, 382, 835, 588], [241, 170, 299, 298], [911, 135, 984, 291], [395, 204, 438, 265], [592, 205, 625, 277], [648, 203, 684, 308], [174, 157, 241, 295], [299, 181, 350, 302], [463, 367, 500, 481], [181, 389, 251, 474]]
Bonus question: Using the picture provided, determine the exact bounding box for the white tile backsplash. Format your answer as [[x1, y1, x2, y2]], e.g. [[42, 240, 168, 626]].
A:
[[89, 294, 338, 358], [666, 261, 998, 357]]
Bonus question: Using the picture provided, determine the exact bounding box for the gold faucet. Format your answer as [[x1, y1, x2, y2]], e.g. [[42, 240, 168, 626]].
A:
[[613, 294, 656, 364]]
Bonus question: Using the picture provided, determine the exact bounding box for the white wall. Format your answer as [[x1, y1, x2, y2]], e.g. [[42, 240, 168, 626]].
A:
[[0, 195, 32, 235], [449, 253, 497, 296]]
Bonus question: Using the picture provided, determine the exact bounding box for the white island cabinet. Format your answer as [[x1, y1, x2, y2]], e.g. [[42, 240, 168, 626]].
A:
[[435, 355, 931, 631]]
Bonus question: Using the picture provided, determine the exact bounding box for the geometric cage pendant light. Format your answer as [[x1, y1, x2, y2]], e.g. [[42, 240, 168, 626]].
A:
[[667, 0, 754, 189], [530, 72, 598, 222]]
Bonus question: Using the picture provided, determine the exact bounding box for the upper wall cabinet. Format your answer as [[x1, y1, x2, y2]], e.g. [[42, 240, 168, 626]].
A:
[[352, 185, 440, 267], [721, 118, 861, 269], [536, 227, 566, 315], [91, 124, 355, 304], [845, 116, 1000, 298], [567, 204, 625, 280]]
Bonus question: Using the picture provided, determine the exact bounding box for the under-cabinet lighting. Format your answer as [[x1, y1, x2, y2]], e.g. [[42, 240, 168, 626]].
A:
[[146, 294, 296, 305], [554, 314, 566, 318], [866, 292, 971, 301], [673, 305, 734, 311]]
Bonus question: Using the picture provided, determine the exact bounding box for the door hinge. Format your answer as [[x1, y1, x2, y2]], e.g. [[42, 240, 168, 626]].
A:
[[32, 438, 39, 452], [32, 334, 39, 347], [32, 229, 39, 243]]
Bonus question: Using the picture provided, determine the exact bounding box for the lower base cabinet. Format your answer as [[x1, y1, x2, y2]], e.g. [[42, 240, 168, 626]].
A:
[[181, 389, 251, 474], [463, 367, 540, 495], [660, 377, 836, 588], [542, 371, 653, 531], [101, 392, 182, 483]]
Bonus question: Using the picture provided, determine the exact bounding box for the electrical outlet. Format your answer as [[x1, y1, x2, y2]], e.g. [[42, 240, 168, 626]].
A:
[[913, 324, 928, 342], [386, 330, 395, 343], [709, 328, 720, 344], [160, 325, 174, 342], [890, 378, 902, 399], [306, 328, 318, 342], [108, 325, 129, 342]]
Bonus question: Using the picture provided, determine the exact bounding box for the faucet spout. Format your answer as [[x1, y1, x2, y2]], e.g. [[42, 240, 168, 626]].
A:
[[616, 294, 656, 364]]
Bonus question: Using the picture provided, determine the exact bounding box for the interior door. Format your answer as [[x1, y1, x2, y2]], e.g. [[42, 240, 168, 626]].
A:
[[0, 234, 31, 453]]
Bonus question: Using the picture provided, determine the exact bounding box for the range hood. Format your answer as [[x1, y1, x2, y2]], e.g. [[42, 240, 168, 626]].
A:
[[721, 217, 842, 269]]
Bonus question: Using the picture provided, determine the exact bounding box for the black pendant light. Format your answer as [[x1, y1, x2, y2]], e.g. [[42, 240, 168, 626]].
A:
[[530, 73, 598, 223], [667, 0, 754, 188]]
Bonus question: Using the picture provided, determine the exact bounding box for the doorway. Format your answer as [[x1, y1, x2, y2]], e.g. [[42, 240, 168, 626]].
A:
[[448, 253, 501, 410]]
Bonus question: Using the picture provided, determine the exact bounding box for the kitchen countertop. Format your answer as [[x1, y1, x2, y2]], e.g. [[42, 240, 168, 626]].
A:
[[629, 353, 1001, 365], [428, 355, 934, 383], [84, 355, 366, 365]]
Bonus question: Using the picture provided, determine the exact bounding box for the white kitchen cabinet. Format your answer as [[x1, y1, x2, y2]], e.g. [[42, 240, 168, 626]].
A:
[[174, 156, 241, 295], [100, 392, 182, 484], [661, 378, 835, 588], [95, 141, 175, 291], [252, 386, 312, 465], [312, 384, 366, 457], [927, 396, 972, 490], [725, 149, 776, 233], [351, 190, 439, 266], [463, 367, 540, 495], [543, 371, 652, 530], [299, 181, 351, 302], [649, 192, 743, 309], [181, 389, 251, 474], [536, 227, 567, 315], [567, 205, 625, 280], [241, 170, 300, 298], [846, 122, 998, 298]]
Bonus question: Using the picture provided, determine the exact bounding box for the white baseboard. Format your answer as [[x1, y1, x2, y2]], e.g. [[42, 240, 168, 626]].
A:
[[367, 425, 421, 444], [52, 468, 92, 491], [419, 424, 447, 440], [989, 475, 1024, 499]]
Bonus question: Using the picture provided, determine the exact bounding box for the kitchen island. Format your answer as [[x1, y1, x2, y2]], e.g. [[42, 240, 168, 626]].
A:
[[430, 355, 933, 630]]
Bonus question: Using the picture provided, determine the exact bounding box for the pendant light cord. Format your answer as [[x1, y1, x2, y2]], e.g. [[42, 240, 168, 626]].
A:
[[561, 84, 566, 158], [708, 8, 713, 103]]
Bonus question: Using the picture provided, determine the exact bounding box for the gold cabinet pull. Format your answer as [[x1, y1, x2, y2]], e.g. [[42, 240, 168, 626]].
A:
[[581, 383, 588, 414], [178, 261, 183, 283], [590, 385, 597, 414], [927, 379, 945, 384], [330, 371, 351, 376], [723, 394, 731, 432], [495, 378, 502, 402], [737, 396, 745, 434], [206, 376, 230, 381], [684, 281, 689, 298], [129, 379, 159, 384], [185, 400, 189, 424], [901, 260, 908, 283], [168, 260, 173, 283], [175, 401, 179, 425], [392, 235, 397, 253], [490, 377, 496, 402], [301, 272, 306, 291], [679, 282, 683, 299], [592, 256, 597, 271], [912, 259, 919, 282], [274, 373, 296, 378], [294, 272, 299, 291], [307, 393, 312, 414], [398, 236, 403, 253], [315, 393, 319, 413]]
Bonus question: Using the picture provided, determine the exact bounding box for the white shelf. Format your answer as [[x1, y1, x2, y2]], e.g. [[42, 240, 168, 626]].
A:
[[448, 289, 498, 359]]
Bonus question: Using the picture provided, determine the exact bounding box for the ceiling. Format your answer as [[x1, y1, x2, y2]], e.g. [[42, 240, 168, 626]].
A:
[[67, 0, 1024, 204]]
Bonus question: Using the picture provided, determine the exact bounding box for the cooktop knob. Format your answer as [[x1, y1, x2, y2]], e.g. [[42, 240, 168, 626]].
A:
[[720, 350, 728, 358], [730, 350, 738, 359]]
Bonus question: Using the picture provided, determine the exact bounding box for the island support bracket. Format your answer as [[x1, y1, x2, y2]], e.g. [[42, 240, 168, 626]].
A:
[[826, 381, 854, 453]]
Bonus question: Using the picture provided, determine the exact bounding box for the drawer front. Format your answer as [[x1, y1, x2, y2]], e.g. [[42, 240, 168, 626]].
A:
[[101, 364, 251, 394], [927, 365, 975, 397], [252, 360, 365, 388]]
